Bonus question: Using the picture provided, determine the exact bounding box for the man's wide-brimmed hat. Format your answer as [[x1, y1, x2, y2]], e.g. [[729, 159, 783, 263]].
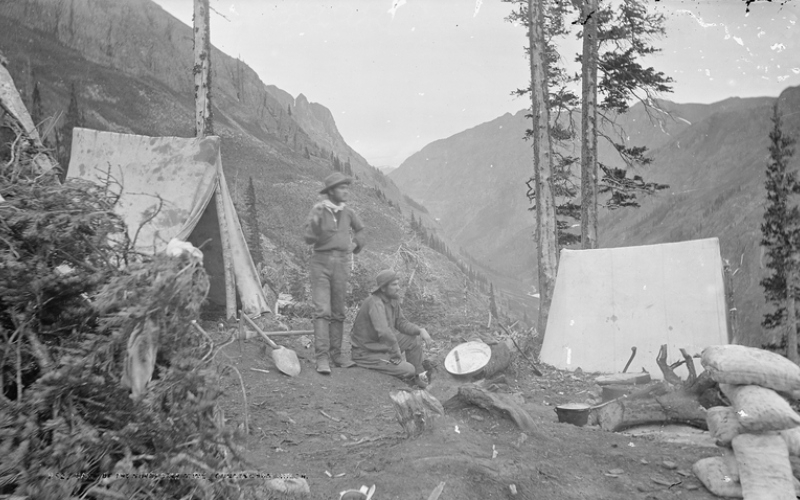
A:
[[319, 172, 352, 194], [373, 269, 399, 293]]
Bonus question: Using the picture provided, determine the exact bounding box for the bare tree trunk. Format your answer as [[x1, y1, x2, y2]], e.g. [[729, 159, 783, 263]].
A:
[[580, 0, 599, 249], [194, 0, 213, 137], [787, 268, 799, 363], [723, 258, 739, 344], [194, 0, 232, 319], [528, 0, 559, 335]]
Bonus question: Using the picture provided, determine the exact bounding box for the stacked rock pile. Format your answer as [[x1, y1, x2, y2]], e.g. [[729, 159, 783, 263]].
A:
[[694, 344, 800, 499]]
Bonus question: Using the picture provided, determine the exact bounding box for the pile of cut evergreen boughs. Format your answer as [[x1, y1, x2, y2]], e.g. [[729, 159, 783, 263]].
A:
[[0, 121, 258, 499]]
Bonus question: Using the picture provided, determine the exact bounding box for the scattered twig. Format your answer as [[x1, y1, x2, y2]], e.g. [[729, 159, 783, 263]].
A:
[[191, 320, 215, 361], [129, 194, 164, 250], [24, 328, 52, 372], [226, 365, 249, 435], [250, 368, 270, 375], [15, 331, 22, 400], [498, 322, 542, 376], [4, 130, 21, 170], [320, 409, 341, 423], [341, 435, 397, 448], [679, 348, 697, 385]]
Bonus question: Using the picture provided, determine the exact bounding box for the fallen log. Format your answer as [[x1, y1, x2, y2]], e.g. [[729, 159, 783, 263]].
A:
[[590, 344, 717, 431], [444, 384, 536, 432], [593, 395, 707, 432], [390, 389, 445, 438]]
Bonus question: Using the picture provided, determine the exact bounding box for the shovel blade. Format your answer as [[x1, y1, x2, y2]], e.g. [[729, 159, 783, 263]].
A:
[[272, 346, 301, 377]]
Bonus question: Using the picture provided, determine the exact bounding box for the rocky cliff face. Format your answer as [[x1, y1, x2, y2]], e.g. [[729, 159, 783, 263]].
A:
[[0, 0, 372, 170], [0, 0, 425, 258], [391, 90, 799, 346]]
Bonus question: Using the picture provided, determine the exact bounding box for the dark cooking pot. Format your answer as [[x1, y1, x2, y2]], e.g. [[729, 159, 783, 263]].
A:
[[555, 403, 590, 427]]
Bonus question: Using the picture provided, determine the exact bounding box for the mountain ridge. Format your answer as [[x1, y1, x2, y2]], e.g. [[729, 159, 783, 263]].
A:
[[391, 89, 800, 345]]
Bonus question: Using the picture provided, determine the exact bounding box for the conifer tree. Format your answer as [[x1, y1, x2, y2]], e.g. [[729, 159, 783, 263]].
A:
[[57, 83, 85, 180], [509, 0, 671, 250], [31, 81, 43, 131], [761, 104, 799, 363], [244, 177, 262, 267], [578, 0, 673, 248]]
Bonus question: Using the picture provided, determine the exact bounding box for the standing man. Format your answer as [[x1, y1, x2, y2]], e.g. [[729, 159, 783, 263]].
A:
[[351, 269, 433, 388], [304, 172, 365, 374]]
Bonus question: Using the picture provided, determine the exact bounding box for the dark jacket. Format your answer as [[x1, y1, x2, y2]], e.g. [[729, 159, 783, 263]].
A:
[[351, 292, 421, 357], [303, 202, 364, 252]]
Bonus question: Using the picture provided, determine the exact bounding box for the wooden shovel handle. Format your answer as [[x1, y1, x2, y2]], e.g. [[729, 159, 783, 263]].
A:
[[260, 330, 314, 336], [240, 311, 279, 349]]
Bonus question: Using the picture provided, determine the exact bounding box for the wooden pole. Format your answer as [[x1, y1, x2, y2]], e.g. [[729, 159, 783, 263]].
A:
[[723, 258, 738, 344], [215, 181, 237, 320]]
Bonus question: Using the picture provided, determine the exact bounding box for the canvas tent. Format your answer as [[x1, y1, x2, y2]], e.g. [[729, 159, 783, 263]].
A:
[[68, 128, 270, 318], [538, 238, 729, 378], [0, 63, 57, 174]]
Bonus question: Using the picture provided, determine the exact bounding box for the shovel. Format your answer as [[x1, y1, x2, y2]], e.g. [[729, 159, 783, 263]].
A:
[[240, 311, 301, 377]]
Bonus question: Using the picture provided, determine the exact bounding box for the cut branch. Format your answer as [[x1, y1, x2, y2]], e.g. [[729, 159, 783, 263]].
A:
[[656, 344, 683, 386]]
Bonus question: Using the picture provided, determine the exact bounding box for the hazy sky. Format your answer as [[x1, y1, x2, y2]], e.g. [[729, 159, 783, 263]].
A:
[[153, 0, 799, 168]]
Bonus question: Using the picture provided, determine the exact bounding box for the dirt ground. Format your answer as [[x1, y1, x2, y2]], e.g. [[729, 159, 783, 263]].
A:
[[206, 321, 725, 500]]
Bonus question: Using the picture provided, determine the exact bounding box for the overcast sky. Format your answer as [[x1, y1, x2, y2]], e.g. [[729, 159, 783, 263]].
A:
[[153, 0, 798, 168]]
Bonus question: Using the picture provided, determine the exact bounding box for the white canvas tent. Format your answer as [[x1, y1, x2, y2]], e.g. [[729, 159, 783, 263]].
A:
[[68, 127, 270, 318], [0, 63, 57, 174], [538, 238, 729, 378]]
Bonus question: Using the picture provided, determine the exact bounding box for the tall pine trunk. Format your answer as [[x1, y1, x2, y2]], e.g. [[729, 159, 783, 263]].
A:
[[788, 267, 799, 363], [528, 0, 559, 336], [580, 0, 599, 249], [194, 0, 233, 320], [194, 0, 213, 137]]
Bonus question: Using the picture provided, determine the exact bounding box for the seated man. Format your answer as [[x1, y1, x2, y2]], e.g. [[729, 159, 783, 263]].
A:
[[351, 269, 433, 388]]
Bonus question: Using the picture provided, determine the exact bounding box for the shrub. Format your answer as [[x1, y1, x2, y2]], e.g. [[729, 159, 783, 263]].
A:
[[0, 124, 251, 499]]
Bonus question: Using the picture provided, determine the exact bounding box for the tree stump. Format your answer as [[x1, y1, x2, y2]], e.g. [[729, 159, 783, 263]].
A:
[[483, 341, 513, 379], [390, 389, 445, 438], [444, 385, 536, 432]]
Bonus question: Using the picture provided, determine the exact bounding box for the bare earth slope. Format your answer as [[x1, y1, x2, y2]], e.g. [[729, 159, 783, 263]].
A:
[[210, 323, 721, 500]]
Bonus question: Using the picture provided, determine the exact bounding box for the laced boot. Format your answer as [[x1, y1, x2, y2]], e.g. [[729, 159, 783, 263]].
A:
[[329, 321, 355, 368], [316, 355, 331, 375], [314, 319, 331, 374]]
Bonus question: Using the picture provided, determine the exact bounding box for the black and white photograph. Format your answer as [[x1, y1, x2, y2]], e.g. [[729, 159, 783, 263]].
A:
[[1, 0, 799, 498]]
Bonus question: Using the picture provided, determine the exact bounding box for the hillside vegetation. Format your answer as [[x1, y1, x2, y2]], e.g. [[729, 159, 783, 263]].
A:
[[391, 89, 800, 347], [0, 0, 506, 329]]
